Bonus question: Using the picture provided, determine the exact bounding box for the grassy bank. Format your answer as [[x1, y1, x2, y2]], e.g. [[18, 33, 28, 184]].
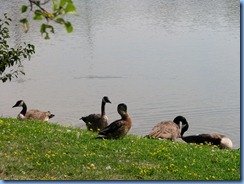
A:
[[0, 118, 240, 180]]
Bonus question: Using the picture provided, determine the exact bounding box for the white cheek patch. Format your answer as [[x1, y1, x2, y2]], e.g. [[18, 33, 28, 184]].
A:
[[20, 101, 24, 106]]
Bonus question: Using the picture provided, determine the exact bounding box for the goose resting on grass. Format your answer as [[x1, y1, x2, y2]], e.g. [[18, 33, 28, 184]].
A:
[[12, 100, 55, 122], [181, 133, 233, 149], [145, 116, 189, 141]]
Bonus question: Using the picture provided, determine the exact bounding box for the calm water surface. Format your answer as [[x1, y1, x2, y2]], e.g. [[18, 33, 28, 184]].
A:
[[0, 0, 240, 148]]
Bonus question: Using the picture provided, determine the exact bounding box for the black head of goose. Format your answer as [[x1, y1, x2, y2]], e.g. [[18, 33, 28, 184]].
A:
[[181, 133, 233, 149], [97, 103, 132, 139], [12, 100, 55, 122], [145, 115, 189, 141], [80, 96, 111, 132]]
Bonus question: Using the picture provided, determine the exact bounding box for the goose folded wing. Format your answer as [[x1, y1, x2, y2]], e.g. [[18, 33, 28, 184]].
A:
[[26, 110, 50, 120], [148, 126, 162, 138], [99, 120, 123, 135], [87, 114, 102, 121]]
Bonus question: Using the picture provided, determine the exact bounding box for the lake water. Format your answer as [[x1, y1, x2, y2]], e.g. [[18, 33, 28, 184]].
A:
[[0, 0, 240, 148]]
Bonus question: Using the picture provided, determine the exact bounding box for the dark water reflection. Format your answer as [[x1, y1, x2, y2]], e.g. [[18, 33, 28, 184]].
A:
[[0, 0, 240, 148]]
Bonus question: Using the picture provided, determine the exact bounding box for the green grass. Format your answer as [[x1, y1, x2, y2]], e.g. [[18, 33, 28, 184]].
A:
[[0, 118, 240, 180]]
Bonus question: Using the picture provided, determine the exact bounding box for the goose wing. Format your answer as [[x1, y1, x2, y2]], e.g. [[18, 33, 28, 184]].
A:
[[81, 113, 109, 131], [81, 114, 102, 123], [147, 121, 180, 140], [99, 120, 123, 135], [182, 134, 221, 144], [25, 109, 52, 121]]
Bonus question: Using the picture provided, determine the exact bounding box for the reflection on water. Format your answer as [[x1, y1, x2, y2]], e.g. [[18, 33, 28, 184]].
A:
[[0, 0, 240, 148], [74, 75, 123, 79]]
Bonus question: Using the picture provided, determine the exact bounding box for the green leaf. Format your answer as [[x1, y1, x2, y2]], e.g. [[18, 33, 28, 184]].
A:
[[52, 0, 59, 11], [34, 10, 43, 20], [36, 0, 41, 6], [34, 10, 42, 16], [33, 15, 43, 20], [56, 18, 65, 24], [65, 2, 76, 14], [19, 18, 27, 24], [4, 21, 9, 25], [21, 5, 28, 13], [44, 33, 50, 40], [40, 24, 54, 39], [40, 24, 46, 34], [60, 0, 67, 7], [64, 21, 73, 33]]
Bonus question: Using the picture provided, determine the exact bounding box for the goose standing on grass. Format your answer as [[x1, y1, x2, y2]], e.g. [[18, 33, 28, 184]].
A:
[[80, 96, 111, 132], [145, 116, 189, 141], [181, 133, 233, 149], [97, 103, 132, 139], [12, 100, 55, 122]]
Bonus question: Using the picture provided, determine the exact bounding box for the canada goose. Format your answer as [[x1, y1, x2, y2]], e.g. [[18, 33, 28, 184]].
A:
[[145, 116, 189, 141], [80, 96, 111, 132], [12, 100, 55, 122], [181, 133, 233, 149], [97, 103, 132, 139]]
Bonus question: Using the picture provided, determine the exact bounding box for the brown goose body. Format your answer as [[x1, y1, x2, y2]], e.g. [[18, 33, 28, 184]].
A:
[[146, 116, 189, 141], [97, 103, 132, 139], [12, 100, 55, 122], [80, 96, 111, 132], [81, 113, 109, 132], [182, 133, 233, 149]]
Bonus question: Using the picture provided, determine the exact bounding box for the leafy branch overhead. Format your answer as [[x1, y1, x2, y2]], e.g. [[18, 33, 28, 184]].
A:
[[20, 0, 77, 39], [0, 14, 35, 83]]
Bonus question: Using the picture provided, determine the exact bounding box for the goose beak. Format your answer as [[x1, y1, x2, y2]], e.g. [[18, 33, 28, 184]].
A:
[[80, 117, 85, 120]]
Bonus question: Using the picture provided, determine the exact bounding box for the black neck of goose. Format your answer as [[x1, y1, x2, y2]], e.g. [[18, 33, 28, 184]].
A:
[[101, 101, 106, 116], [173, 116, 189, 137], [173, 119, 181, 128], [20, 103, 27, 116], [180, 120, 189, 137]]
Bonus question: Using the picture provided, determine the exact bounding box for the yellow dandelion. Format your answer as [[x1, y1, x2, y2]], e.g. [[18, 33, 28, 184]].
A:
[[89, 163, 96, 169], [4, 154, 9, 159]]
